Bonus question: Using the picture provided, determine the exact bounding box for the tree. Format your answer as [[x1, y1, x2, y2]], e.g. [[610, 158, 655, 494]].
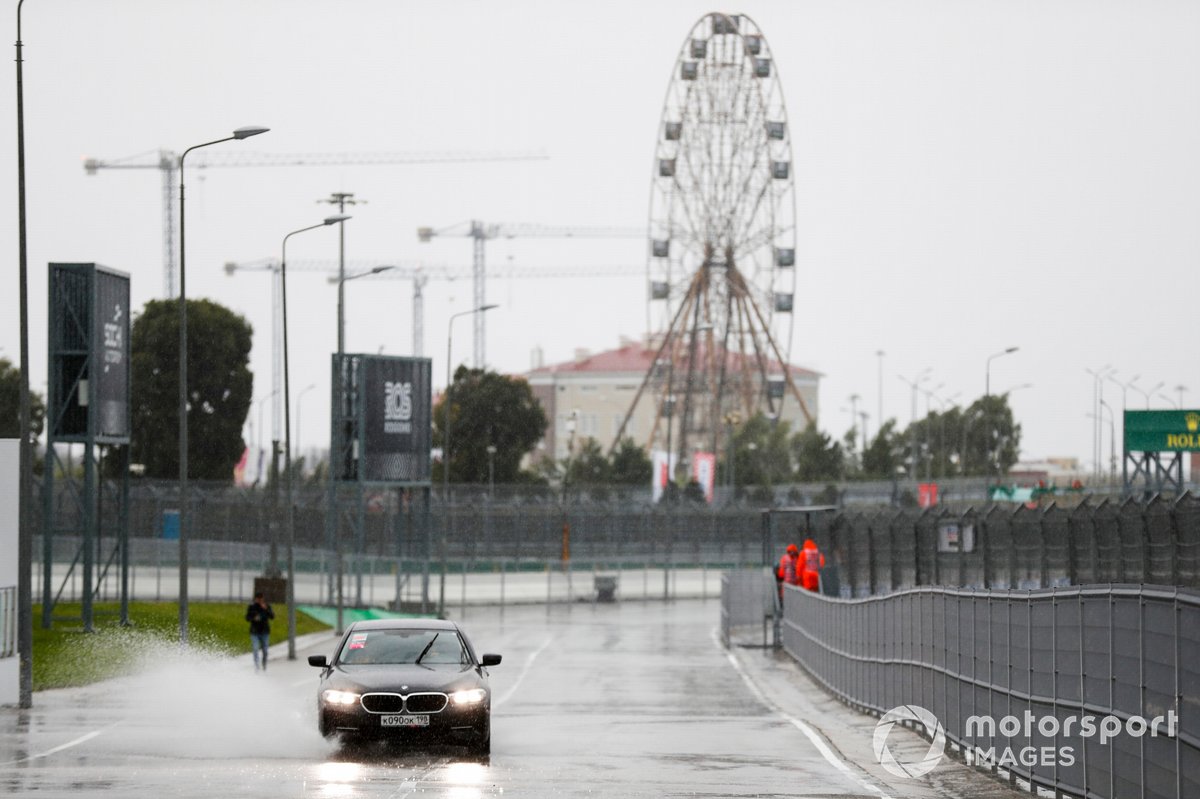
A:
[[129, 299, 254, 480], [861, 419, 904, 479], [0, 358, 45, 443], [791, 422, 844, 483], [725, 413, 792, 491], [958, 394, 1021, 477], [564, 436, 611, 487], [609, 437, 652, 486], [433, 366, 547, 483]]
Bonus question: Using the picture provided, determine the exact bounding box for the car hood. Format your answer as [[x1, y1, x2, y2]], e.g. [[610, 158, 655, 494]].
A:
[[325, 664, 483, 694]]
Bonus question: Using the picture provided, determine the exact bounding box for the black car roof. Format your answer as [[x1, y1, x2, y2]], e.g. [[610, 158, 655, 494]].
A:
[[345, 618, 460, 632]]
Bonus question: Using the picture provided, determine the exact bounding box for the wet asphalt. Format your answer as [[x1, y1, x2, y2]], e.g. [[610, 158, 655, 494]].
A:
[[0, 599, 1029, 798]]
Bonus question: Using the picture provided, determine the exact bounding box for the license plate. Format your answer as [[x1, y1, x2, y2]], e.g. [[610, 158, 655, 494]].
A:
[[381, 714, 430, 728]]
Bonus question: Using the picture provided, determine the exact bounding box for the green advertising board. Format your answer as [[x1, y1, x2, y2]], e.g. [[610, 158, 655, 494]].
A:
[[1124, 410, 1200, 452]]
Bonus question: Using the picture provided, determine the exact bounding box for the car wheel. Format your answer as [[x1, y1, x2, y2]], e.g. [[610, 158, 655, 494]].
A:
[[318, 711, 333, 739]]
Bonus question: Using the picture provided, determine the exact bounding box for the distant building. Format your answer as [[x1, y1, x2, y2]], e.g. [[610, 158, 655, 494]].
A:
[[526, 335, 821, 461], [1009, 457, 1086, 486]]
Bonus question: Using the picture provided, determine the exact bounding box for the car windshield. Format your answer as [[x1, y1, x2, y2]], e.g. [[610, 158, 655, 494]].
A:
[[336, 629, 468, 666]]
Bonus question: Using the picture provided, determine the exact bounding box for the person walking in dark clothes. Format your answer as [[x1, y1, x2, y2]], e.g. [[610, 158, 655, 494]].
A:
[[246, 591, 275, 671]]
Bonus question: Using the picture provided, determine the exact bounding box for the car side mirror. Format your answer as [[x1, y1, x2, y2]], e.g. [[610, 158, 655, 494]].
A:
[[307, 655, 329, 668], [480, 654, 502, 667]]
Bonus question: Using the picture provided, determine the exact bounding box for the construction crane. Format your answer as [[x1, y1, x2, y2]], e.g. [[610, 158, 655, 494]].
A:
[[225, 254, 643, 479], [82, 149, 549, 297], [417, 221, 644, 368], [225, 256, 644, 359]]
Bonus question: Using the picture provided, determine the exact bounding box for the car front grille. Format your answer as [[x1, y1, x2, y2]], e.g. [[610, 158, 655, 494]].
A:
[[406, 693, 448, 713], [362, 693, 405, 713], [360, 692, 448, 714]]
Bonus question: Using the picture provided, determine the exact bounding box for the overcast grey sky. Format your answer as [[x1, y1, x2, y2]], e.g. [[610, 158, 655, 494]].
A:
[[2, 1, 1197, 469]]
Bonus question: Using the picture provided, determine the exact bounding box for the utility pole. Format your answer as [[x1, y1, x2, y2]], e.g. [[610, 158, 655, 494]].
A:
[[319, 192, 366, 356]]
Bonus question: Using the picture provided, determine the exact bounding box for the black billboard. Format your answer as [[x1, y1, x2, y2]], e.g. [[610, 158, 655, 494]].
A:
[[360, 355, 432, 483], [93, 268, 131, 439], [48, 263, 130, 443]]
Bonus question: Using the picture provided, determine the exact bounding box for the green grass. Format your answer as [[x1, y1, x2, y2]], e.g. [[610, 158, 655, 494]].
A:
[[31, 602, 331, 691]]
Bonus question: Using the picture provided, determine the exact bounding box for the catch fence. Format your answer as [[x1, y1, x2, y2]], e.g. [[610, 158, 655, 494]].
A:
[[765, 492, 1200, 594], [780, 583, 1200, 799]]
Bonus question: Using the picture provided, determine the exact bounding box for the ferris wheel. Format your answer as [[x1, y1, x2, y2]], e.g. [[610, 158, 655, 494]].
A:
[[623, 12, 812, 473]]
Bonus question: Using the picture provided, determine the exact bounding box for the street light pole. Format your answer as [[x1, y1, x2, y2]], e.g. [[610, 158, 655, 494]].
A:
[[440, 304, 496, 616], [444, 305, 499, 500], [323, 263, 393, 632], [897, 370, 930, 480], [281, 214, 349, 660], [177, 125, 268, 645], [319, 192, 365, 355], [875, 350, 884, 441], [296, 383, 317, 457], [985, 346, 1019, 397], [1099, 399, 1117, 484], [15, 0, 34, 708]]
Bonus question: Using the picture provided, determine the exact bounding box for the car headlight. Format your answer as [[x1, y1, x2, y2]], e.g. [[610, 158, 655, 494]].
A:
[[322, 690, 361, 706], [449, 688, 488, 706]]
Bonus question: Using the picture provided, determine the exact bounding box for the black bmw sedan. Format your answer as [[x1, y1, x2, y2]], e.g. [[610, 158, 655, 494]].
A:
[[307, 618, 501, 753]]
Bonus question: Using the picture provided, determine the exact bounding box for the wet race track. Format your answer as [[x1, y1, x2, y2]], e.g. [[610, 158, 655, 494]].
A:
[[0, 600, 1029, 798]]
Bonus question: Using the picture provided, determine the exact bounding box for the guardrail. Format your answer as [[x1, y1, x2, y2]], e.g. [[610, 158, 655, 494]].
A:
[[0, 586, 15, 659], [780, 583, 1200, 799]]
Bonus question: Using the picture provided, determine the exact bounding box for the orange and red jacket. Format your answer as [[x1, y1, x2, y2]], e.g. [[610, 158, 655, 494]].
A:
[[776, 552, 801, 585]]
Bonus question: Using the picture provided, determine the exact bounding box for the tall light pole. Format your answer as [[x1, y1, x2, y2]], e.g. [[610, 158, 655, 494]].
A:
[[254, 391, 277, 483], [15, 0, 34, 708], [296, 383, 317, 458], [984, 346, 1019, 397], [875, 350, 884, 438], [1085, 366, 1113, 484], [897, 370, 930, 480], [319, 192, 365, 356], [847, 393, 860, 456], [281, 214, 349, 660], [1099, 399, 1117, 484], [440, 304, 497, 616], [178, 125, 268, 645], [444, 304, 499, 501], [1175, 385, 1188, 409], [324, 262, 393, 628]]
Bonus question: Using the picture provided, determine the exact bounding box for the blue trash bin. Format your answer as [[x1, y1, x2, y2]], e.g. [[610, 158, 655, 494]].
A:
[[161, 509, 180, 540]]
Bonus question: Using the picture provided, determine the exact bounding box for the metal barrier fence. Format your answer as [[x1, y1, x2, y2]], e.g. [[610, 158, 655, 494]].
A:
[[0, 586, 15, 658], [33, 536, 733, 612], [766, 492, 1200, 595], [36, 478, 765, 561], [719, 568, 776, 647], [780, 583, 1200, 799]]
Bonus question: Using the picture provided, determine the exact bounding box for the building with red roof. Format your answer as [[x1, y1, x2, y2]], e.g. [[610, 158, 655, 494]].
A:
[[526, 335, 821, 461]]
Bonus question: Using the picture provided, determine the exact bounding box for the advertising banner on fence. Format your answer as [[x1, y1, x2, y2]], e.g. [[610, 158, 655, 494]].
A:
[[651, 449, 677, 502], [692, 451, 715, 502]]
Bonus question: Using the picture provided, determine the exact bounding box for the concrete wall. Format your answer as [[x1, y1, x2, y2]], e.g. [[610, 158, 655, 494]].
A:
[[0, 439, 19, 706]]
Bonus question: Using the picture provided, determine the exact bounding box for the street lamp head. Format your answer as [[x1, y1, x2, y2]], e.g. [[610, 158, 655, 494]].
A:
[[1005, 346, 1019, 354], [370, 265, 396, 275], [478, 303, 499, 312], [323, 214, 351, 225], [232, 126, 270, 140], [417, 227, 435, 242]]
